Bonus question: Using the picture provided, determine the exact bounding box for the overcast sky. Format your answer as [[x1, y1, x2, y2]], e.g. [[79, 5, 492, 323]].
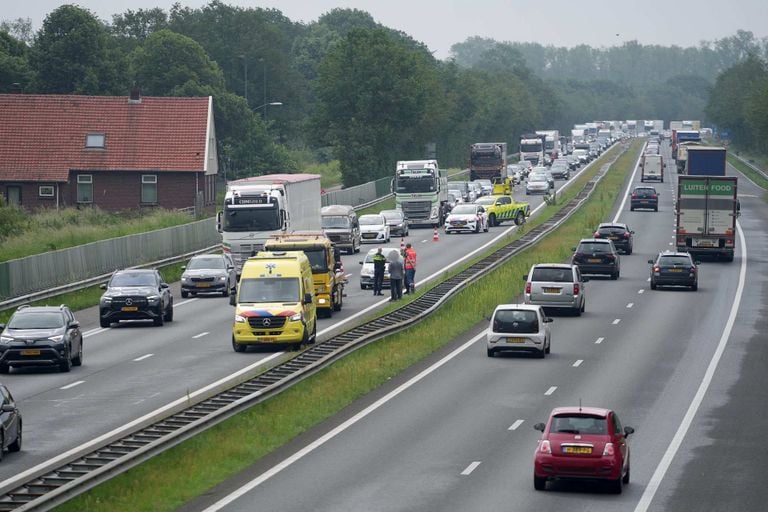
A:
[[5, 1, 766, 59]]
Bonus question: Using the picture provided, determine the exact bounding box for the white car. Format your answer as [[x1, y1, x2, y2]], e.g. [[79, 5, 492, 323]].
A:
[[486, 303, 552, 358], [526, 175, 550, 195], [444, 203, 489, 234], [359, 214, 390, 243], [358, 247, 403, 290]]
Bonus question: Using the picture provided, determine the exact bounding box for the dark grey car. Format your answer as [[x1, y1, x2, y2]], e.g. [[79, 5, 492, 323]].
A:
[[181, 253, 237, 298], [0, 305, 83, 373], [99, 269, 173, 327], [572, 239, 621, 279], [0, 383, 22, 459], [379, 209, 409, 237]]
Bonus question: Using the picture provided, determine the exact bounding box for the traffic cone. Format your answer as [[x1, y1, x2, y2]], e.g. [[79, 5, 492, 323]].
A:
[[433, 227, 440, 242], [400, 237, 405, 251]]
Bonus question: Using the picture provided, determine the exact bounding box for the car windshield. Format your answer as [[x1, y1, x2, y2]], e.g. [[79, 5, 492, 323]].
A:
[[187, 256, 226, 270], [8, 312, 65, 329], [303, 248, 329, 272], [531, 267, 573, 282], [659, 256, 692, 266], [364, 250, 400, 264], [321, 216, 350, 229], [359, 216, 383, 226], [110, 272, 156, 287], [394, 175, 436, 193], [238, 277, 300, 303], [493, 310, 539, 333], [552, 414, 608, 435], [475, 197, 495, 205], [451, 205, 477, 215], [529, 175, 547, 183], [578, 242, 612, 253], [380, 211, 403, 222]]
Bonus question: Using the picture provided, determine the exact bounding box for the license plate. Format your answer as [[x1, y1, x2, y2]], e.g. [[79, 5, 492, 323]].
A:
[[506, 337, 526, 343], [121, 306, 138, 311], [668, 268, 683, 273], [21, 349, 41, 356], [696, 240, 714, 247], [256, 336, 277, 342], [543, 287, 560, 293], [588, 258, 601, 263], [563, 446, 592, 454], [196, 283, 210, 288], [608, 236, 618, 240]]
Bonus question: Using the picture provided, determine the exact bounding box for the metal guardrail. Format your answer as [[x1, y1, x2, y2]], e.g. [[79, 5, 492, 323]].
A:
[[0, 148, 627, 511], [731, 153, 768, 181]]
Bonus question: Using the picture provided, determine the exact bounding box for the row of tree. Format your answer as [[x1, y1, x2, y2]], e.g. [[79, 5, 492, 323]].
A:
[[1, 2, 766, 185]]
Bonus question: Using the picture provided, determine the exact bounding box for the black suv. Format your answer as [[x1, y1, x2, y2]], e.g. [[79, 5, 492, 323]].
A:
[[572, 238, 621, 279], [0, 305, 83, 373], [0, 383, 22, 458], [99, 269, 173, 327], [593, 223, 634, 254], [649, 251, 699, 291], [630, 186, 659, 212]]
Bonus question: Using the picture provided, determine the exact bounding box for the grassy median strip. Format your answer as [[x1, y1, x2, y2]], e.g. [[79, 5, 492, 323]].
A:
[[726, 154, 768, 194], [54, 142, 641, 512]]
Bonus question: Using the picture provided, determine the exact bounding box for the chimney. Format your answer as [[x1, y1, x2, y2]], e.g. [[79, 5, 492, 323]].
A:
[[129, 85, 142, 104]]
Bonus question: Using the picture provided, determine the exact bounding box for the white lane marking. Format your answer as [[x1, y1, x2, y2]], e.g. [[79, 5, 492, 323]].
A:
[[544, 386, 557, 396], [509, 419, 525, 431], [669, 242, 674, 246], [613, 142, 645, 222], [133, 353, 154, 362], [573, 360, 583, 368], [60, 380, 85, 390], [461, 461, 482, 476], [175, 298, 197, 306], [638, 289, 645, 294], [192, 332, 209, 339], [595, 337, 604, 344], [0, 352, 285, 492], [647, 277, 651, 281], [635, 221, 747, 512], [627, 303, 634, 308], [199, 331, 487, 511], [83, 328, 107, 337], [612, 319, 621, 325]]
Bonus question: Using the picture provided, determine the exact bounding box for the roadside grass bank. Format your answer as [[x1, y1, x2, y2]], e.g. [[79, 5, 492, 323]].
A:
[[0, 208, 198, 263], [53, 141, 642, 512], [726, 154, 768, 193]]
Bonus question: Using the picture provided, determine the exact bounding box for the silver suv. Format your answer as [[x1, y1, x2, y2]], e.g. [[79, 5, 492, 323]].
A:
[[523, 264, 588, 316]]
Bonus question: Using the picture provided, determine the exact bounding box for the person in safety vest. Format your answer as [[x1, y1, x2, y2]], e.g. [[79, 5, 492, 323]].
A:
[[372, 248, 386, 296], [403, 243, 417, 294]]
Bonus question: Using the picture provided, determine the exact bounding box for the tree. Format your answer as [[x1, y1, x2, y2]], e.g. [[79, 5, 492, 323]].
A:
[[0, 30, 32, 92], [30, 5, 121, 94], [130, 29, 225, 95], [111, 8, 168, 42]]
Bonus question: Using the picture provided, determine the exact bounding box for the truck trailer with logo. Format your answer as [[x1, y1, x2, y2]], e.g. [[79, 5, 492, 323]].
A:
[[675, 175, 738, 261]]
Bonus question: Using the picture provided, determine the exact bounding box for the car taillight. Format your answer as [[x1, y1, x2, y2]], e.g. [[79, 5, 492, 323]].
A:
[[623, 232, 630, 238], [690, 266, 696, 274], [593, 231, 600, 237], [525, 282, 532, 294], [654, 266, 660, 272], [602, 443, 615, 456], [651, 194, 657, 199], [573, 283, 580, 295], [539, 440, 552, 454], [631, 194, 638, 199], [605, 254, 615, 261]]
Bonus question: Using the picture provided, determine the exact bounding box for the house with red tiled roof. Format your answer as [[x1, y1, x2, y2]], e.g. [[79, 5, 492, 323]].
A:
[[0, 92, 218, 212]]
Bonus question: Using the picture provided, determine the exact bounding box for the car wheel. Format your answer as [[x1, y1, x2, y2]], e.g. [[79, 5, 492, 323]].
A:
[[154, 307, 165, 326], [0, 363, 9, 374], [534, 475, 546, 491], [623, 463, 631, 484], [0, 433, 3, 462], [691, 282, 698, 291], [654, 206, 658, 212], [474, 223, 480, 234], [537, 348, 546, 359], [574, 305, 582, 317], [545, 340, 551, 354], [488, 214, 497, 227], [72, 341, 83, 366], [181, 290, 189, 298], [611, 271, 619, 280], [222, 286, 229, 297], [650, 279, 657, 290], [8, 421, 21, 453], [165, 301, 174, 322], [486, 348, 495, 357], [232, 336, 246, 353], [59, 347, 72, 373], [630, 206, 634, 211], [309, 321, 317, 344], [610, 477, 623, 494], [514, 211, 525, 226]]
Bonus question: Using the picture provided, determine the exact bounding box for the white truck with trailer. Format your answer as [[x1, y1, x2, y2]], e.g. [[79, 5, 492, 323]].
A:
[[217, 174, 322, 274]]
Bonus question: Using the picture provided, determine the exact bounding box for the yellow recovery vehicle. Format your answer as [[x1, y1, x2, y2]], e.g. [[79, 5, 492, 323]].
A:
[[264, 233, 345, 318], [491, 176, 515, 195], [474, 195, 530, 227]]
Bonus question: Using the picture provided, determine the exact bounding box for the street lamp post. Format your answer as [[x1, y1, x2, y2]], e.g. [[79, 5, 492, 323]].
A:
[[240, 55, 248, 103], [254, 102, 283, 120]]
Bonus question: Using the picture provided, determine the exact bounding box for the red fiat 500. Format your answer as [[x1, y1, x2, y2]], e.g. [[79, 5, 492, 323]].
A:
[[533, 406, 634, 493]]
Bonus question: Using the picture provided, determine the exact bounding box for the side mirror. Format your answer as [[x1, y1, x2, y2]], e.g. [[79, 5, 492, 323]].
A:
[[0, 323, 5, 330], [647, 259, 654, 264], [161, 283, 170, 289], [695, 261, 701, 266], [304, 293, 313, 305], [582, 276, 589, 283], [181, 266, 187, 270], [571, 247, 576, 252], [624, 426, 635, 437], [544, 317, 553, 323], [100, 283, 107, 290], [533, 422, 546, 432], [1, 404, 14, 413], [522, 275, 528, 281], [359, 261, 364, 265], [69, 321, 80, 329]]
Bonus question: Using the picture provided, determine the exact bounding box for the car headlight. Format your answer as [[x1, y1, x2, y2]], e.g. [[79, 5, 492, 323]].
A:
[[219, 276, 227, 282], [361, 268, 373, 277], [181, 276, 189, 282], [0, 335, 14, 343], [147, 295, 160, 303], [290, 312, 303, 322], [235, 315, 246, 323], [102, 296, 112, 304], [48, 335, 64, 343]]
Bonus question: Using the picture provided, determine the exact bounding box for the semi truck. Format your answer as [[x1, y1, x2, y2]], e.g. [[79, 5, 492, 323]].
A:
[[469, 142, 508, 181], [685, 146, 727, 176], [676, 174, 738, 261], [217, 174, 322, 274], [672, 130, 702, 171], [519, 133, 546, 166], [535, 130, 560, 162], [392, 159, 449, 227]]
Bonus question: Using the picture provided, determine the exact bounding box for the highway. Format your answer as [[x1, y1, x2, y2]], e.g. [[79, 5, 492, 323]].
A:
[[0, 152, 601, 484], [176, 141, 768, 512]]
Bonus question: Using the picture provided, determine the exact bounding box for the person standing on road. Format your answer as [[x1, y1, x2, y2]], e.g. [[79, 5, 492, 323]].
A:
[[387, 250, 404, 301], [372, 248, 386, 296], [403, 243, 417, 294]]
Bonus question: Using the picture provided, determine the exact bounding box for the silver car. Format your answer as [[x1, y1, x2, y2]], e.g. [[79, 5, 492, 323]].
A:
[[523, 264, 587, 316], [181, 253, 237, 298], [486, 304, 552, 358]]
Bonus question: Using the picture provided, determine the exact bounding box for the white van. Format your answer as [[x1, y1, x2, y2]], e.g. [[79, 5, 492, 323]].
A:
[[640, 154, 664, 182]]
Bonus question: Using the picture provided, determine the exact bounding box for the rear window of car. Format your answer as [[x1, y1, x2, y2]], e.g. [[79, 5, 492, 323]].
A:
[[658, 256, 692, 266], [597, 226, 626, 235], [552, 414, 608, 434], [577, 242, 612, 253], [531, 267, 573, 282], [493, 309, 539, 333], [634, 188, 657, 196]]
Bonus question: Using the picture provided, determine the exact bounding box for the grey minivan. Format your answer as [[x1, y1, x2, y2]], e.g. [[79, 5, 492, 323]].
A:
[[523, 264, 588, 316]]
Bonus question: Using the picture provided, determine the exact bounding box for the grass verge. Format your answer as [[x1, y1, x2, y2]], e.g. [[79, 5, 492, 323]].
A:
[[726, 154, 768, 194], [53, 141, 643, 512]]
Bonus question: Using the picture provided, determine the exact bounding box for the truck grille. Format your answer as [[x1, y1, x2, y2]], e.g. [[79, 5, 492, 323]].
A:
[[402, 201, 431, 219], [247, 316, 287, 329]]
